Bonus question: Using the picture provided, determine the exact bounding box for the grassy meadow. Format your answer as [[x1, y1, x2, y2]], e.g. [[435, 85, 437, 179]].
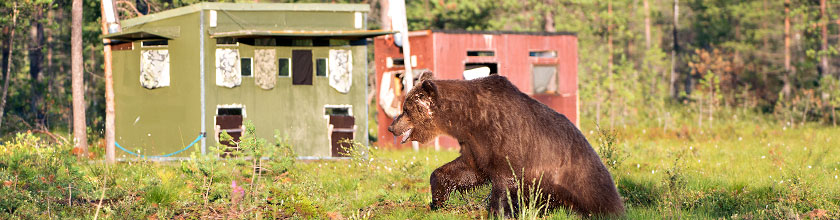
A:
[[1, 108, 839, 219]]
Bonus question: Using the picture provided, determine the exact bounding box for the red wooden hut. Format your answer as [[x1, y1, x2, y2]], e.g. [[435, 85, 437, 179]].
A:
[[374, 30, 578, 149]]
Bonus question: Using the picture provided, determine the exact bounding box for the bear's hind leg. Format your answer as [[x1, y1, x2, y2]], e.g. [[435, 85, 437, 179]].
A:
[[488, 180, 518, 217], [430, 156, 487, 210]]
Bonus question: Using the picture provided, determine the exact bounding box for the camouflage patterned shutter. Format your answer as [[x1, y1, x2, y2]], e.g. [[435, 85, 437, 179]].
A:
[[216, 48, 241, 88], [254, 49, 277, 90], [139, 49, 170, 89]]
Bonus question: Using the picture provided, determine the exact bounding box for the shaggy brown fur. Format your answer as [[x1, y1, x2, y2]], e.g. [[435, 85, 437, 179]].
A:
[[388, 73, 624, 217]]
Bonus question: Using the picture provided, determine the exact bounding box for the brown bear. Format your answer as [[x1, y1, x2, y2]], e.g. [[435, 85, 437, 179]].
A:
[[388, 73, 624, 217]]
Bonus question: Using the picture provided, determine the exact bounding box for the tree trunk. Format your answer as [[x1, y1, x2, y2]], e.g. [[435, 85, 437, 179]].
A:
[[46, 9, 54, 128], [29, 8, 45, 129], [0, 4, 18, 131], [101, 0, 118, 164], [380, 0, 390, 30], [783, 0, 792, 98], [820, 0, 829, 78], [644, 0, 651, 51], [72, 0, 89, 157], [544, 0, 555, 32], [670, 0, 680, 99]]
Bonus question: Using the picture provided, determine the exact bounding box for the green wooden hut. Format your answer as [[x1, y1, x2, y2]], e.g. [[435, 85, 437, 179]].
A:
[[103, 2, 390, 159]]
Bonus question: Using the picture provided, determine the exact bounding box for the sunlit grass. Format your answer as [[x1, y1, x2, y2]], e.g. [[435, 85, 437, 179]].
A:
[[2, 109, 839, 219]]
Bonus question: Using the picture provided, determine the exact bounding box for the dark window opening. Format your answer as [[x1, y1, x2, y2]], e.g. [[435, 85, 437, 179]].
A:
[[392, 58, 405, 66], [112, 41, 133, 50], [236, 38, 255, 45], [278, 58, 290, 77], [141, 40, 168, 47], [350, 39, 368, 46], [325, 107, 351, 116], [330, 39, 350, 46], [292, 50, 313, 85], [292, 39, 313, 46], [276, 38, 294, 46], [241, 57, 252, 76], [467, 50, 495, 57], [255, 38, 276, 46], [465, 63, 498, 74], [217, 107, 242, 116], [530, 50, 557, 58], [216, 37, 237, 45], [313, 39, 330, 46], [316, 58, 327, 77]]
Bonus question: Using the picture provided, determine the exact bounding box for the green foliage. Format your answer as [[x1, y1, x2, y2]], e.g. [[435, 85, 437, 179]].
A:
[[595, 125, 624, 172], [2, 113, 840, 218], [504, 170, 551, 219]]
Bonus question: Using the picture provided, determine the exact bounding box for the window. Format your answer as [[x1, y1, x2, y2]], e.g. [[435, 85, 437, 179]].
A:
[[292, 39, 313, 46], [392, 58, 405, 66], [112, 41, 133, 51], [217, 107, 243, 116], [241, 57, 252, 77], [316, 58, 328, 77], [530, 50, 557, 58], [292, 50, 313, 85], [216, 37, 237, 45], [463, 63, 498, 80], [532, 65, 558, 94], [141, 40, 168, 47], [255, 38, 276, 46], [278, 58, 290, 77], [467, 50, 494, 56], [325, 106, 351, 116], [329, 39, 350, 46], [313, 39, 330, 46]]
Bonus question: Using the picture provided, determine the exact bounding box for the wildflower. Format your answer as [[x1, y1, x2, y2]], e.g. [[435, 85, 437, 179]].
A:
[[231, 180, 244, 204]]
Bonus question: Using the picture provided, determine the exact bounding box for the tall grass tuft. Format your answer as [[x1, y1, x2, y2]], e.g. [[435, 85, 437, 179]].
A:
[[501, 158, 551, 220]]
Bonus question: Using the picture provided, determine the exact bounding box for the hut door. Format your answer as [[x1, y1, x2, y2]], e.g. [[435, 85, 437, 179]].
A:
[[326, 107, 355, 157], [216, 107, 243, 155]]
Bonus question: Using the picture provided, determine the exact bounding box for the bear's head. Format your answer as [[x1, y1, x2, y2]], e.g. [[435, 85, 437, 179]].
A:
[[388, 71, 439, 144]]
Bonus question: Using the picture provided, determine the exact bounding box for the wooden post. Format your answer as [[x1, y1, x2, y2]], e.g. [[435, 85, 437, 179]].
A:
[[101, 0, 120, 163]]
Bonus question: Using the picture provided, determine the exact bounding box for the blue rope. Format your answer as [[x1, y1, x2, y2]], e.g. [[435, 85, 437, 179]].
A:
[[116, 133, 204, 158]]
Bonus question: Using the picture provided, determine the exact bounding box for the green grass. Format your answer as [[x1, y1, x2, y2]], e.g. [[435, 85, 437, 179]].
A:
[[1, 111, 839, 219]]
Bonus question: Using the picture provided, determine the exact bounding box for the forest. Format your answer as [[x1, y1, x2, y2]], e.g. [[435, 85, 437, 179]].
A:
[[2, 0, 840, 137], [1, 0, 839, 219]]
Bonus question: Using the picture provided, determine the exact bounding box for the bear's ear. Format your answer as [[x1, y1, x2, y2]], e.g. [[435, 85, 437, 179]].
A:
[[417, 70, 434, 82], [420, 80, 438, 98]]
